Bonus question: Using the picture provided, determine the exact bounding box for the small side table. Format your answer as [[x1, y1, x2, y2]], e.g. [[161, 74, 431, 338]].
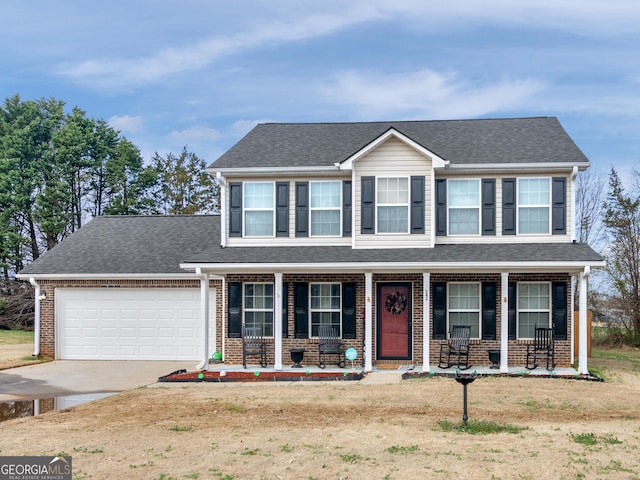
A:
[[289, 348, 306, 368], [487, 349, 501, 369]]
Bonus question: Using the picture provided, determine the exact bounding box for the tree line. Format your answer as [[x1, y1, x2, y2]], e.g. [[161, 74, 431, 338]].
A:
[[0, 94, 218, 277]]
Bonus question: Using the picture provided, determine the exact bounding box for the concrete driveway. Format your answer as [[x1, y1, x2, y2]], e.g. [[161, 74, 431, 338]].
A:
[[0, 360, 194, 401]]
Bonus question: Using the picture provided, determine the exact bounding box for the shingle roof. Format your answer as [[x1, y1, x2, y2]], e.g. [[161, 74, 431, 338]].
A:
[[185, 241, 603, 266], [211, 117, 589, 170], [19, 215, 602, 276], [19, 215, 219, 275]]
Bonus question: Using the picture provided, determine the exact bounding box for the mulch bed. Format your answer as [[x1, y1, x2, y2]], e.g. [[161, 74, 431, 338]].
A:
[[158, 369, 365, 383]]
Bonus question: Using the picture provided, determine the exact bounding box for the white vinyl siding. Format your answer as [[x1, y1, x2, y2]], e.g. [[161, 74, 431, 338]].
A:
[[354, 137, 433, 248]]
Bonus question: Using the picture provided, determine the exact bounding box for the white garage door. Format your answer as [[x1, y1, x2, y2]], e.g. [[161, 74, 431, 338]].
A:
[[56, 288, 215, 360]]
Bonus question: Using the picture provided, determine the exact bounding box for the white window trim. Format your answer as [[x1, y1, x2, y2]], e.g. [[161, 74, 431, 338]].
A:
[[447, 178, 481, 236], [516, 281, 551, 339], [309, 181, 342, 237], [516, 177, 552, 235], [447, 282, 481, 340], [243, 181, 276, 238], [243, 282, 275, 338], [375, 176, 410, 235], [309, 282, 342, 338]]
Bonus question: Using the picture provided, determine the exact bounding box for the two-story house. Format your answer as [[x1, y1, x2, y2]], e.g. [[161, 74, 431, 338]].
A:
[[19, 117, 604, 374]]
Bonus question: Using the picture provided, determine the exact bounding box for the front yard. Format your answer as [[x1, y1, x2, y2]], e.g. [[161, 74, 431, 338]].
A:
[[0, 348, 639, 479]]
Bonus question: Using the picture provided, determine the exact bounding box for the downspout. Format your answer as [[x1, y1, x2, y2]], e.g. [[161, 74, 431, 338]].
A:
[[571, 166, 578, 242], [216, 172, 227, 248], [29, 278, 41, 357], [196, 268, 210, 371]]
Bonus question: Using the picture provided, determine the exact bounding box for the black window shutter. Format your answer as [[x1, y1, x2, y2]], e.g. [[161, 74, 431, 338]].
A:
[[361, 176, 375, 234], [552, 281, 568, 340], [227, 282, 242, 338], [229, 182, 242, 237], [282, 282, 289, 338], [482, 282, 497, 340], [508, 282, 517, 340], [293, 282, 309, 338], [275, 182, 289, 237], [502, 178, 516, 235], [343, 180, 352, 237], [410, 176, 425, 234], [482, 179, 496, 236], [432, 282, 447, 339], [552, 177, 567, 235], [341, 282, 357, 339], [435, 179, 447, 236], [295, 182, 309, 237]]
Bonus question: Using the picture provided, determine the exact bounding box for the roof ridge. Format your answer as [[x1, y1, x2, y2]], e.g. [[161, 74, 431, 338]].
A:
[[259, 116, 555, 126]]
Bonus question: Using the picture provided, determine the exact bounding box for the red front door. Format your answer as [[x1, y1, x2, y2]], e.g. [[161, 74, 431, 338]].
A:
[[377, 283, 412, 359]]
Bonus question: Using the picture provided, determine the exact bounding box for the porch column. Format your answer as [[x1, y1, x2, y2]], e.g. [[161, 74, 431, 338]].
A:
[[422, 272, 430, 372], [500, 272, 509, 373], [578, 267, 590, 375], [274, 273, 283, 371], [196, 269, 210, 370], [365, 272, 373, 372]]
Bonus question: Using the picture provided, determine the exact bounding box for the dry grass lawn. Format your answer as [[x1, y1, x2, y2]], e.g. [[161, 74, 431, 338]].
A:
[[1, 351, 640, 479]]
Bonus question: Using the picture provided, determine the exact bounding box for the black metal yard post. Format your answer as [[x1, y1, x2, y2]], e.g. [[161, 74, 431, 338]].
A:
[[454, 373, 476, 425]]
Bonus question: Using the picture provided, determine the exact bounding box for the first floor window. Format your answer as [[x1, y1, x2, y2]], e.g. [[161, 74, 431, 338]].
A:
[[448, 283, 480, 338], [448, 179, 480, 235], [310, 283, 341, 337], [377, 177, 409, 233], [518, 282, 550, 338], [244, 182, 275, 236], [310, 181, 341, 236], [244, 283, 274, 336], [518, 178, 550, 234]]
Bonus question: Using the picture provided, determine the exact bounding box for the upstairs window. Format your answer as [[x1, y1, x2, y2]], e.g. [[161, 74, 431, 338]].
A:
[[448, 283, 481, 339], [518, 178, 550, 234], [244, 283, 274, 336], [377, 177, 409, 233], [517, 282, 550, 338], [448, 179, 480, 235], [310, 283, 341, 337], [244, 182, 274, 236], [310, 181, 341, 236]]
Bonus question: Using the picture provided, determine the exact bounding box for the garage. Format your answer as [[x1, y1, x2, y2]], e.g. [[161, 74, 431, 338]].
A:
[[55, 288, 216, 360]]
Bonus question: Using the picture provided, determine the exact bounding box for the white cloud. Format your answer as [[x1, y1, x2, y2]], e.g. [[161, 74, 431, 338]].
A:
[[108, 115, 143, 133], [56, 6, 382, 90], [167, 125, 222, 143], [320, 69, 545, 119]]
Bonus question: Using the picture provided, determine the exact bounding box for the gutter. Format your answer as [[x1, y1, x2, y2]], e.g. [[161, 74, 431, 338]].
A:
[[28, 278, 41, 357]]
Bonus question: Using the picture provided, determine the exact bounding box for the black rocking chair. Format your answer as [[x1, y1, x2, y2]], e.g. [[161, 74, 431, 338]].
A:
[[438, 325, 471, 370], [242, 326, 267, 368], [317, 325, 345, 369], [526, 326, 555, 371]]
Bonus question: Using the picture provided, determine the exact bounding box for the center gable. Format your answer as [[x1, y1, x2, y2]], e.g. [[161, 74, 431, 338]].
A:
[[338, 128, 448, 171]]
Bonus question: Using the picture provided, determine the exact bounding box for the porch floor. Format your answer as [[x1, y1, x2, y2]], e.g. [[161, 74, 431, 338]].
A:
[[206, 362, 580, 378]]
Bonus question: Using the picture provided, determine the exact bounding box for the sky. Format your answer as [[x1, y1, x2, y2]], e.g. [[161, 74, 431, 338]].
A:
[[1, 0, 639, 178]]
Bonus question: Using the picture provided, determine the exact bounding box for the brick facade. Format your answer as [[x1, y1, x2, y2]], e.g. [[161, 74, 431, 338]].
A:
[[225, 272, 574, 368]]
